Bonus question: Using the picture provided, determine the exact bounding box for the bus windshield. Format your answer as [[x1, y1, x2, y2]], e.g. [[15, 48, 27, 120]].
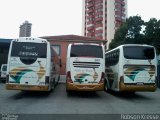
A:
[[123, 46, 155, 59], [11, 42, 47, 58], [70, 45, 103, 58]]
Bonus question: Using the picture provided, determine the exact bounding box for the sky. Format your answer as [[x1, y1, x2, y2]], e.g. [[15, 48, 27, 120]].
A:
[[0, 0, 160, 39]]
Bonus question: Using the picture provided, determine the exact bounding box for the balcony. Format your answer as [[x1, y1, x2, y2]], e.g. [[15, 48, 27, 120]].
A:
[[95, 23, 103, 28], [115, 17, 122, 22], [95, 11, 103, 16], [87, 9, 94, 14], [95, 0, 103, 4], [87, 32, 95, 37], [122, 13, 126, 17], [95, 17, 103, 22], [96, 36, 103, 40], [87, 3, 94, 8], [87, 21, 94, 25], [121, 1, 125, 6], [87, 26, 94, 31], [87, 15, 94, 19], [115, 4, 121, 9], [115, 11, 121, 16], [115, 0, 121, 3], [96, 5, 103, 9], [115, 22, 121, 28], [95, 29, 103, 34], [87, 0, 92, 3], [122, 7, 125, 12]]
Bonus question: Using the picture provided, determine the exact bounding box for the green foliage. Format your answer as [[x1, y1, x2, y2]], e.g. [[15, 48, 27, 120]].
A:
[[109, 15, 160, 54], [144, 18, 160, 53], [127, 16, 144, 39], [109, 22, 128, 49]]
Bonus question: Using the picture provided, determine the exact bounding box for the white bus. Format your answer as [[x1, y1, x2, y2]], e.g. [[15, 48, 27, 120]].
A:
[[6, 37, 60, 91], [66, 43, 105, 92], [105, 44, 157, 92]]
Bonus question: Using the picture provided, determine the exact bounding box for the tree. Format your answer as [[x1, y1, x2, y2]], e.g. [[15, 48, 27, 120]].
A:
[[109, 16, 145, 50], [109, 22, 128, 49], [145, 18, 160, 53], [109, 15, 160, 54], [126, 16, 144, 40], [144, 18, 158, 45], [154, 20, 160, 53]]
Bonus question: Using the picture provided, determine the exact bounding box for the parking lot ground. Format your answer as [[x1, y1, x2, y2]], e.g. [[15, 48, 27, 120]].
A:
[[0, 82, 160, 114]]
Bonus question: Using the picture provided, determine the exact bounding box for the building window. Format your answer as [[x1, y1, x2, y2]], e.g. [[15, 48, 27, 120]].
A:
[[51, 45, 61, 56]]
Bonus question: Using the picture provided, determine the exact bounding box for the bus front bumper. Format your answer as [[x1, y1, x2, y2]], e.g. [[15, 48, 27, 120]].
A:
[[6, 84, 50, 91], [66, 83, 104, 91], [119, 82, 157, 92]]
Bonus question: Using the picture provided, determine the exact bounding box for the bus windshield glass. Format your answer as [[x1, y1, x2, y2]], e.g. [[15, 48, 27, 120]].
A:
[[123, 46, 155, 59], [11, 42, 47, 58], [70, 45, 103, 58]]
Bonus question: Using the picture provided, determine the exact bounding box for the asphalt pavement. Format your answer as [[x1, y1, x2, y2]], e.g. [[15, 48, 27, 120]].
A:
[[0, 76, 160, 120]]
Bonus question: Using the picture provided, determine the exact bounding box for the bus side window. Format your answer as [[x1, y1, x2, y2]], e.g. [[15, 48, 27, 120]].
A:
[[105, 49, 120, 66]]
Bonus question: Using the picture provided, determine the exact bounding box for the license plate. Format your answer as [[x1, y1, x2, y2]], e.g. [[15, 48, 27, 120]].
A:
[[137, 82, 144, 85]]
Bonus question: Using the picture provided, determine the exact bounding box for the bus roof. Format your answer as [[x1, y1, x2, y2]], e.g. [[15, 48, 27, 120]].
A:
[[119, 44, 154, 47], [106, 44, 154, 53], [12, 37, 48, 43], [69, 43, 102, 46]]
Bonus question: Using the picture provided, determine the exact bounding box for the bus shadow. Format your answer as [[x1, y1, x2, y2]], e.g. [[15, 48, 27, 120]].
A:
[[106, 90, 153, 101], [66, 91, 101, 99], [9, 91, 52, 100]]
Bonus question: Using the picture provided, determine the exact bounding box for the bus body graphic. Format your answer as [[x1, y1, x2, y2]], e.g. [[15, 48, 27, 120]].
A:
[[74, 69, 98, 83], [10, 67, 34, 83], [9, 65, 46, 84], [74, 73, 91, 83], [124, 66, 155, 82]]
